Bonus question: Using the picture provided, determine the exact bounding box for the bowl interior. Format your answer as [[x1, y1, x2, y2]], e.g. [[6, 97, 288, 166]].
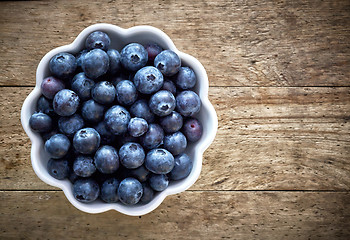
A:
[[22, 24, 217, 216]]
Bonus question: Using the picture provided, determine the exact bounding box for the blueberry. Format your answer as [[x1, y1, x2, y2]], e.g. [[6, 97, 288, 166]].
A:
[[175, 67, 197, 90], [73, 128, 100, 154], [161, 79, 177, 96], [145, 148, 175, 174], [53, 89, 80, 117], [104, 105, 131, 135], [149, 174, 169, 192], [82, 49, 109, 79], [163, 131, 187, 156], [149, 90, 176, 117], [29, 112, 52, 133], [115, 80, 138, 105], [85, 31, 111, 51], [130, 99, 155, 123], [41, 129, 59, 142], [73, 155, 96, 177], [133, 66, 164, 94], [120, 43, 148, 72], [182, 118, 203, 142], [68, 168, 80, 183], [41, 76, 65, 99], [128, 117, 148, 137], [101, 178, 120, 203], [94, 145, 119, 174], [37, 95, 54, 116], [117, 177, 143, 205], [107, 49, 121, 75], [144, 43, 163, 63], [140, 182, 154, 203], [154, 50, 181, 76], [76, 49, 88, 69], [140, 124, 164, 150], [81, 99, 105, 123], [91, 81, 115, 105], [49, 52, 77, 80], [73, 178, 100, 203], [116, 132, 139, 147], [71, 72, 94, 101], [45, 134, 71, 159], [111, 74, 126, 87], [58, 114, 84, 137], [47, 158, 69, 180], [176, 90, 201, 117], [94, 121, 116, 145], [160, 111, 183, 133], [130, 165, 150, 182], [168, 153, 193, 180], [119, 142, 145, 169]]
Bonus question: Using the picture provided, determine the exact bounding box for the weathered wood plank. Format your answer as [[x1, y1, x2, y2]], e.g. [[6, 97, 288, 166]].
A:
[[1, 87, 349, 190], [0, 191, 349, 239], [0, 0, 349, 87]]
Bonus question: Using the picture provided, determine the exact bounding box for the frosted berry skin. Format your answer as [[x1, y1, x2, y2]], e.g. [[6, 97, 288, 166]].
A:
[[130, 99, 155, 123], [73, 155, 96, 178], [49, 52, 77, 80], [76, 49, 88, 70], [91, 81, 116, 105], [176, 90, 201, 117], [133, 66, 164, 94], [82, 49, 109, 79], [163, 131, 187, 156], [119, 142, 145, 169], [140, 124, 164, 150], [29, 112, 52, 133], [182, 118, 203, 142], [169, 153, 193, 180], [117, 177, 143, 205], [107, 49, 121, 75], [130, 165, 150, 182], [81, 100, 105, 124], [145, 148, 175, 174], [73, 179, 100, 203], [120, 43, 148, 72], [149, 90, 176, 117], [94, 145, 119, 174], [104, 105, 131, 135], [161, 79, 177, 96], [149, 174, 169, 191], [175, 67, 197, 90], [41, 76, 65, 99], [128, 117, 148, 137], [58, 114, 84, 137], [140, 183, 154, 203], [154, 50, 181, 76], [85, 31, 111, 51], [37, 95, 54, 116], [44, 134, 71, 159], [73, 128, 101, 155], [101, 178, 120, 203], [94, 121, 116, 145], [71, 72, 94, 101], [144, 43, 163, 63], [47, 158, 70, 180], [115, 80, 138, 106], [160, 111, 183, 133], [53, 89, 80, 117]]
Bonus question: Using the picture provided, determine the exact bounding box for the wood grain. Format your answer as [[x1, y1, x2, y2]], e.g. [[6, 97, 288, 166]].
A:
[[0, 191, 349, 240], [1, 87, 349, 190], [0, 0, 349, 87]]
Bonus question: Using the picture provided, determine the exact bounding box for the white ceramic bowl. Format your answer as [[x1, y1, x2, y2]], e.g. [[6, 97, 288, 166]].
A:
[[21, 23, 218, 216]]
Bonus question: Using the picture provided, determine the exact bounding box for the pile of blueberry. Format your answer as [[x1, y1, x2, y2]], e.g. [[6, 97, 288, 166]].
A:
[[29, 31, 203, 205]]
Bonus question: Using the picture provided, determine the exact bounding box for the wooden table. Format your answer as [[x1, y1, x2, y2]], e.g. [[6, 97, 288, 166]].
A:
[[1, 0, 349, 239]]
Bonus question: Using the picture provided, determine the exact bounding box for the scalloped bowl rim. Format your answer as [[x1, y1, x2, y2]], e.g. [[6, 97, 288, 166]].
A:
[[21, 23, 218, 216]]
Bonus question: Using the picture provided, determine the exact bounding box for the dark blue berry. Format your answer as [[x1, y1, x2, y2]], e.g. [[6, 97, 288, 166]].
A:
[[154, 50, 181, 76], [117, 177, 143, 205], [145, 148, 175, 174], [73, 178, 100, 203], [73, 155, 96, 177], [101, 178, 120, 203], [73, 128, 100, 155], [149, 174, 169, 191], [29, 112, 52, 133], [175, 67, 197, 90], [49, 52, 77, 80], [130, 165, 150, 182], [85, 31, 111, 51], [115, 80, 138, 105], [94, 121, 116, 145], [130, 99, 155, 123], [41, 76, 65, 100], [161, 79, 177, 95], [140, 182, 154, 203], [45, 133, 71, 159], [94, 145, 119, 174], [119, 142, 145, 169], [82, 49, 109, 79], [182, 118, 203, 142], [163, 131, 187, 156], [81, 99, 105, 123], [160, 111, 183, 133], [104, 105, 131, 135], [128, 117, 148, 137], [133, 66, 164, 94], [140, 124, 164, 150], [149, 90, 176, 117], [91, 81, 115, 105], [168, 153, 193, 180], [53, 89, 80, 117], [58, 114, 84, 137], [76, 49, 88, 69], [176, 90, 201, 117], [144, 43, 163, 63], [120, 43, 148, 72], [47, 158, 69, 180], [107, 49, 121, 75], [71, 72, 94, 101], [37, 95, 54, 116]]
